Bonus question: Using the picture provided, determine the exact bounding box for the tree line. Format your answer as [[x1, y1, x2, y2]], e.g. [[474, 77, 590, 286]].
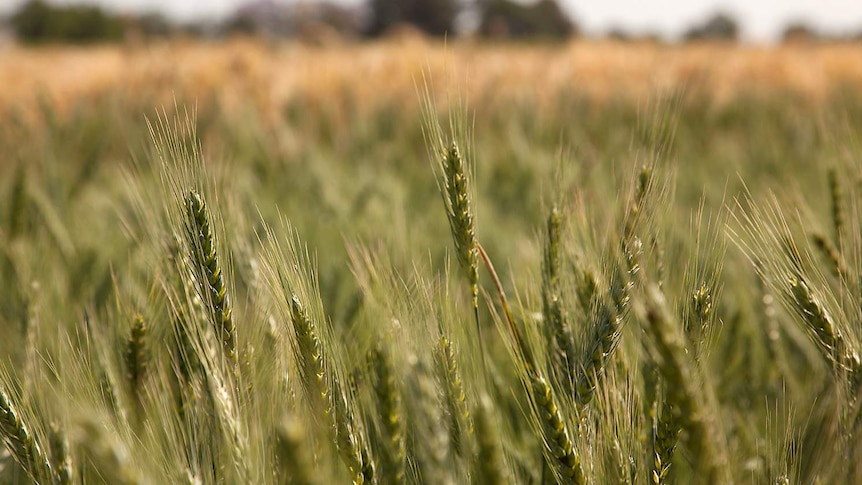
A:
[[3, 0, 861, 44]]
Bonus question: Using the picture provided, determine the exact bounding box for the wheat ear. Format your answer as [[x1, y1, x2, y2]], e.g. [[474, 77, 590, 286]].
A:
[[184, 190, 237, 377], [573, 183, 645, 408], [49, 423, 73, 485], [437, 335, 472, 456], [651, 395, 681, 485], [642, 286, 730, 483], [573, 240, 639, 409], [532, 376, 585, 484], [436, 142, 487, 387], [574, 297, 624, 409], [440, 142, 480, 310], [0, 388, 54, 482], [828, 168, 845, 252], [542, 207, 577, 395], [811, 233, 846, 278], [406, 355, 454, 484], [124, 314, 148, 417], [289, 294, 374, 484], [789, 277, 861, 386], [369, 346, 406, 484], [472, 394, 506, 485]]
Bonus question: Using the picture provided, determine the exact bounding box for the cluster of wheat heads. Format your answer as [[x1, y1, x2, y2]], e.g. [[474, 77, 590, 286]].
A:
[[1, 101, 862, 485], [731, 168, 862, 483]]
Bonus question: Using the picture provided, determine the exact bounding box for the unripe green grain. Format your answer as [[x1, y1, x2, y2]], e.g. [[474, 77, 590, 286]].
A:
[[184, 190, 237, 377], [0, 388, 54, 483]]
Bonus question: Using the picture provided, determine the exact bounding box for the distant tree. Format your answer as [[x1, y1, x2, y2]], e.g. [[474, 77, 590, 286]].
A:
[[292, 2, 363, 38], [683, 12, 739, 42], [133, 13, 173, 38], [223, 1, 290, 36], [478, 0, 576, 39], [223, 1, 362, 39], [224, 12, 258, 36], [606, 27, 664, 44], [781, 22, 819, 43], [606, 27, 632, 42], [12, 0, 124, 43], [366, 0, 459, 37], [10, 0, 51, 41]]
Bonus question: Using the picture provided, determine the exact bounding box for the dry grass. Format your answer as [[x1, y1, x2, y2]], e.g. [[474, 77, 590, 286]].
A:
[[1, 39, 862, 119]]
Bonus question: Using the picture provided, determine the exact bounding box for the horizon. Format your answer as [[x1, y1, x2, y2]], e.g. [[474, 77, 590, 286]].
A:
[[1, 0, 861, 42]]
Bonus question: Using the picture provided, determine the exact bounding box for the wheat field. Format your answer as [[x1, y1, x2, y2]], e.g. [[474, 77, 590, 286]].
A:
[[0, 40, 861, 484]]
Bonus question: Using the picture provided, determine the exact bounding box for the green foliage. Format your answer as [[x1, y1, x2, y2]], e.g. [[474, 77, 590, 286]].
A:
[[479, 0, 577, 39], [683, 12, 739, 42], [11, 0, 124, 44], [366, 0, 459, 36]]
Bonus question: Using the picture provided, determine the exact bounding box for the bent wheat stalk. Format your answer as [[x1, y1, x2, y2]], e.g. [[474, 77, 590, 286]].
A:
[[476, 243, 584, 484]]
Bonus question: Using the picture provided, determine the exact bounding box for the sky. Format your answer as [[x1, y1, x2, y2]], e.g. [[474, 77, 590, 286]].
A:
[[1, 0, 861, 42]]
